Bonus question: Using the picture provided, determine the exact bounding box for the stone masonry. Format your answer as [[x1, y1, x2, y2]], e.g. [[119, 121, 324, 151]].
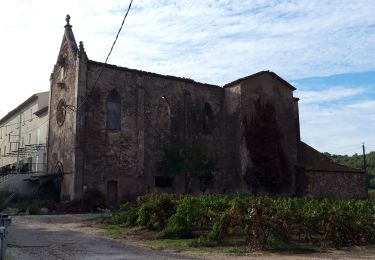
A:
[[47, 16, 367, 204]]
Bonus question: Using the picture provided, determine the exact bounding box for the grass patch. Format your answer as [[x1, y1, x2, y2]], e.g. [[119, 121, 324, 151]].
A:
[[92, 219, 354, 256], [94, 220, 247, 254], [220, 247, 247, 254], [97, 223, 127, 239], [265, 235, 319, 254], [148, 238, 247, 254]]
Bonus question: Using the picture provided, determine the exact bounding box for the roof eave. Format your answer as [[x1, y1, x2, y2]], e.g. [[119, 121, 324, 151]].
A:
[[0, 95, 38, 125], [223, 71, 297, 91]]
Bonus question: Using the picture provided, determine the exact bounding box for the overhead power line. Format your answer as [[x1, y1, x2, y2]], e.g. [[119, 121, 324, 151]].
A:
[[65, 0, 134, 113]]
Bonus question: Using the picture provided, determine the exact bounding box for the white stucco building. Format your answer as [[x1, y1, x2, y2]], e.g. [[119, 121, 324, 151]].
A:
[[0, 92, 49, 175]]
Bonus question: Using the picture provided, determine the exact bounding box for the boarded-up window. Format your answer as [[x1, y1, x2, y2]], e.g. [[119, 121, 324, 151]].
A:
[[106, 90, 121, 130], [202, 102, 214, 135], [157, 97, 171, 131]]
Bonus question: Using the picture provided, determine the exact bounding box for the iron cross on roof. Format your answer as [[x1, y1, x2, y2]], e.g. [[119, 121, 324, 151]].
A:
[[65, 14, 71, 26]]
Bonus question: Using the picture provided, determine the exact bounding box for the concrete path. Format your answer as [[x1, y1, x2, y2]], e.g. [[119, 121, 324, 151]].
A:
[[6, 214, 198, 260]]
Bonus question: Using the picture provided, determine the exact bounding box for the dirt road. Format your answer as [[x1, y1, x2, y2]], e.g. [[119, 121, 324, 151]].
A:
[[6, 214, 195, 260], [5, 214, 375, 260]]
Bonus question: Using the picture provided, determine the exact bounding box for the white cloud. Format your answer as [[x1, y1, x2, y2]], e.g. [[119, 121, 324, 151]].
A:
[[299, 92, 375, 155], [347, 100, 375, 110], [0, 0, 375, 154], [297, 87, 366, 105]]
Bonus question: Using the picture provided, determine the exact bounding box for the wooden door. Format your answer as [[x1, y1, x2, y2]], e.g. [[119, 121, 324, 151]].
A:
[[107, 181, 118, 208]]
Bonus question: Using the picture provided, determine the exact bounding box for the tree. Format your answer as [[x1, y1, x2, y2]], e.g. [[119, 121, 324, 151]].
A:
[[157, 146, 217, 193], [326, 151, 375, 189]]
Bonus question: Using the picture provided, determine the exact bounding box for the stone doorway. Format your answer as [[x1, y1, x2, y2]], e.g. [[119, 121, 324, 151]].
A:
[[107, 181, 118, 208]]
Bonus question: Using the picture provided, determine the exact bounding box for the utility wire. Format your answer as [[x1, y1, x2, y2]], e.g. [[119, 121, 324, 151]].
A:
[[65, 0, 134, 113]]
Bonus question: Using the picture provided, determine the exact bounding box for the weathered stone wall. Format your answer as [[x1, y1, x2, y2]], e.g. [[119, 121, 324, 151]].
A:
[[297, 141, 367, 199], [220, 84, 242, 193], [302, 170, 367, 199], [81, 62, 223, 202], [47, 31, 78, 201], [47, 20, 368, 204], [234, 73, 299, 195]]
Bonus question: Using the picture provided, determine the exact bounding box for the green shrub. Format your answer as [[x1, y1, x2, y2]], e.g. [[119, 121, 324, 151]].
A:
[[28, 200, 42, 215], [110, 203, 137, 226], [369, 190, 375, 200], [135, 193, 179, 230], [107, 193, 375, 249], [161, 196, 209, 238], [63, 188, 107, 213]]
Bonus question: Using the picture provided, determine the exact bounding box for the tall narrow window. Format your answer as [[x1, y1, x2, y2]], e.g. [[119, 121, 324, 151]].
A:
[[184, 92, 192, 146], [55, 161, 64, 174], [37, 128, 40, 144], [56, 99, 66, 126], [157, 97, 171, 131], [106, 90, 121, 130], [202, 102, 214, 135]]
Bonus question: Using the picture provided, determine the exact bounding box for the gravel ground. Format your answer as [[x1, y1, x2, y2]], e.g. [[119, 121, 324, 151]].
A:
[[6, 214, 197, 260], [5, 214, 375, 260]]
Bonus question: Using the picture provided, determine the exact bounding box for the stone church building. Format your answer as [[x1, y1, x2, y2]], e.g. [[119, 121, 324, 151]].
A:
[[47, 16, 367, 205]]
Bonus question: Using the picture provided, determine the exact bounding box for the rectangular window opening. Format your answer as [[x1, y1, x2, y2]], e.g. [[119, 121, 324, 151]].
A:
[[154, 176, 174, 188]]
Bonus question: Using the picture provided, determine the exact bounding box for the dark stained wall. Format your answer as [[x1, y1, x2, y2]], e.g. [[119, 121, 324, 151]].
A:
[[46, 21, 368, 204], [237, 73, 299, 195], [81, 62, 224, 201], [220, 84, 243, 193]]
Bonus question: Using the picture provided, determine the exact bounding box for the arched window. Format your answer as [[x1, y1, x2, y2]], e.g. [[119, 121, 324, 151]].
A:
[[55, 161, 64, 174], [106, 90, 121, 130], [157, 96, 171, 131], [202, 102, 214, 135], [56, 99, 66, 126]]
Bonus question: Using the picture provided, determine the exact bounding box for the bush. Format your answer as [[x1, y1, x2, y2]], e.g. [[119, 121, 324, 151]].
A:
[[63, 188, 107, 213], [28, 200, 42, 215], [369, 190, 375, 200], [136, 193, 179, 230], [106, 193, 375, 249], [161, 196, 206, 238]]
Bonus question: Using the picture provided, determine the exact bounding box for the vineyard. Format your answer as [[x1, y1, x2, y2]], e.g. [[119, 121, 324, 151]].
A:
[[106, 193, 375, 250]]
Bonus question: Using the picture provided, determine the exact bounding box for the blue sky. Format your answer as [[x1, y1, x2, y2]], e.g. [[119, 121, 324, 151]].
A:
[[0, 0, 374, 154], [292, 71, 375, 155]]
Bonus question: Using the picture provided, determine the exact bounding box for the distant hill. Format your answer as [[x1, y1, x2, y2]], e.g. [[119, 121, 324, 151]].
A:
[[324, 152, 375, 189]]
